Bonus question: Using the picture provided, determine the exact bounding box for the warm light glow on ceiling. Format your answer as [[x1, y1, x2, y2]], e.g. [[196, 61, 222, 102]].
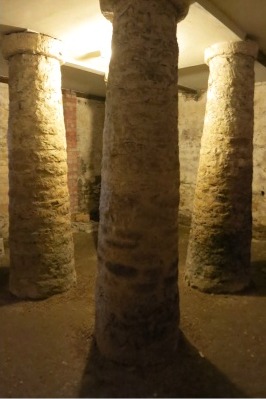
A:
[[62, 17, 112, 74]]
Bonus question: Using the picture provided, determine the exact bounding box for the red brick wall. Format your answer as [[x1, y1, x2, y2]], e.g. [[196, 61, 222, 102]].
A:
[[62, 89, 79, 215]]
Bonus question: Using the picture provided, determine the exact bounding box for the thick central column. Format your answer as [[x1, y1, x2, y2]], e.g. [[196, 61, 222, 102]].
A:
[[2, 32, 76, 299], [186, 41, 258, 293], [96, 0, 190, 365]]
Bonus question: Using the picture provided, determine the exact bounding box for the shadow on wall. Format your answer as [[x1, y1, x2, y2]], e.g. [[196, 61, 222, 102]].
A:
[[78, 166, 101, 222], [77, 97, 105, 223], [79, 332, 246, 398], [88, 175, 101, 222]]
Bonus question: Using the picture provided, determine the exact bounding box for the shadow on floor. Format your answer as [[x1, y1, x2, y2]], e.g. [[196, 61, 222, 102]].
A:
[[0, 266, 14, 306], [231, 260, 266, 298], [249, 260, 266, 296], [0, 265, 9, 286], [79, 332, 246, 398], [0, 266, 26, 306]]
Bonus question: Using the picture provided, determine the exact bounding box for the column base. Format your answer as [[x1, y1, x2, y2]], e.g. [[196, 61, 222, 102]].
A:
[[184, 270, 250, 294], [95, 328, 180, 366], [9, 266, 76, 299], [95, 277, 180, 365]]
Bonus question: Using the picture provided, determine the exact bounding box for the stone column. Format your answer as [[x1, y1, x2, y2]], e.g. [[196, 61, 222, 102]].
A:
[[96, 0, 190, 365], [185, 41, 258, 293], [1, 32, 76, 299]]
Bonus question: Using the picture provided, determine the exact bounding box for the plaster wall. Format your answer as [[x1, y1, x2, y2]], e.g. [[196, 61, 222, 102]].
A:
[[76, 97, 104, 220], [63, 90, 79, 214], [178, 91, 206, 226]]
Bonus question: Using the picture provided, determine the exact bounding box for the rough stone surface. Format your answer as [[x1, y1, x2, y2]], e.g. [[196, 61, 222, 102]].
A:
[[178, 83, 266, 240], [1, 82, 266, 243], [1, 32, 64, 63], [95, 0, 190, 365], [253, 82, 266, 239], [0, 84, 105, 236], [0, 82, 9, 239], [2, 32, 76, 299], [185, 40, 258, 293]]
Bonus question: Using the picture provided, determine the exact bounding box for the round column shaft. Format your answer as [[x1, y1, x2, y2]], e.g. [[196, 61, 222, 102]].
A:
[[96, 0, 190, 365], [2, 32, 76, 299], [186, 41, 258, 293]]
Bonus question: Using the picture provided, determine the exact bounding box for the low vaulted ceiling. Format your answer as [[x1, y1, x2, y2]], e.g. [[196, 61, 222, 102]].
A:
[[0, 0, 266, 96]]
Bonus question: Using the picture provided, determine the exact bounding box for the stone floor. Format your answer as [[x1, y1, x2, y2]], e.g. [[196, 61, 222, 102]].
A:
[[0, 225, 265, 398]]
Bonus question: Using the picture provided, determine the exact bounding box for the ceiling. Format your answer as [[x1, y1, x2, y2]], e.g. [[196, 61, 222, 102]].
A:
[[0, 0, 266, 97]]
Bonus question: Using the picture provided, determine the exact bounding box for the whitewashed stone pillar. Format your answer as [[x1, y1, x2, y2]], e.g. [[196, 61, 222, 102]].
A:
[[2, 32, 76, 299], [96, 0, 190, 365], [186, 41, 258, 293]]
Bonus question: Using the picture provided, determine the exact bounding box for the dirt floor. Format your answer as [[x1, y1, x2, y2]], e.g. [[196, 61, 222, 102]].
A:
[[0, 225, 266, 398]]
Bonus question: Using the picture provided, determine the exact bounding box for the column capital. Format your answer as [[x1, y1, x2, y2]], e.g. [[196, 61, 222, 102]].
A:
[[100, 0, 191, 22], [1, 32, 64, 63], [205, 40, 258, 65]]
